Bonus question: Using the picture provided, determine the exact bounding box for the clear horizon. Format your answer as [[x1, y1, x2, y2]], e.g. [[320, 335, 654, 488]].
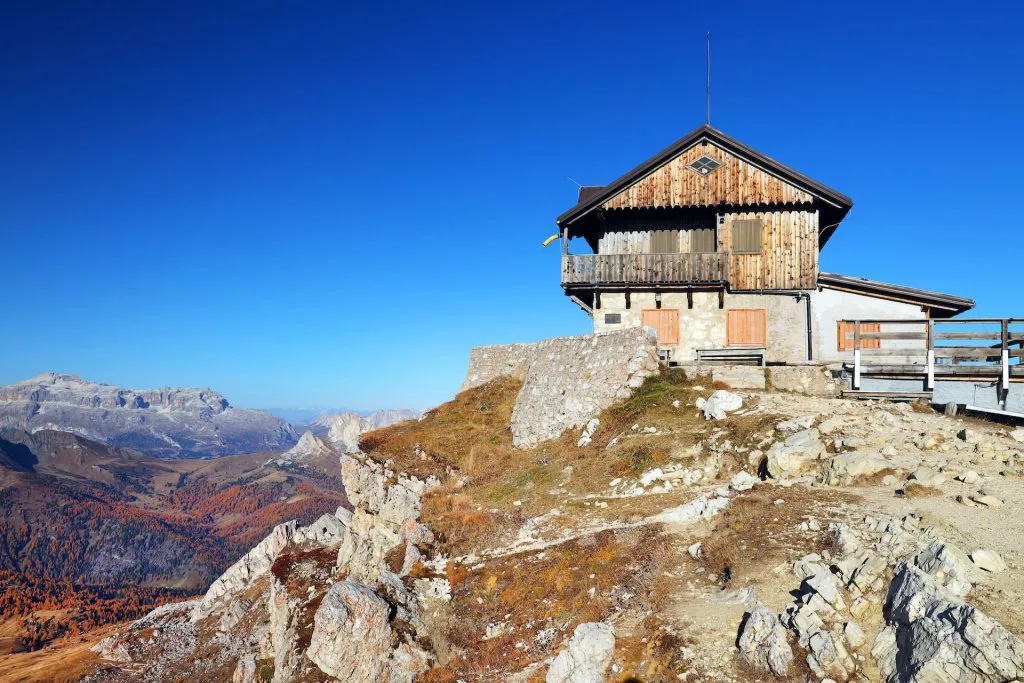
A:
[[3, 1, 1021, 409]]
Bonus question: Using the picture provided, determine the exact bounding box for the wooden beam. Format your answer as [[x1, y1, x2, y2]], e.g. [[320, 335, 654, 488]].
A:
[[625, 290, 631, 309], [687, 290, 693, 309], [718, 290, 724, 309]]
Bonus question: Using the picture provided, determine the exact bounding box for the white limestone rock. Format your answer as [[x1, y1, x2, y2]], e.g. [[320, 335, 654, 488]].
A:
[[696, 390, 744, 420], [737, 603, 793, 675], [546, 622, 616, 683], [821, 451, 893, 486], [766, 429, 826, 479], [910, 540, 975, 597], [874, 562, 1024, 682], [194, 520, 297, 621], [970, 548, 1007, 573], [306, 581, 430, 682]]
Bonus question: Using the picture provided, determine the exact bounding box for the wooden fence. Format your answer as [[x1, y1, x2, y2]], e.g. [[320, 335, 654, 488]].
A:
[[562, 252, 728, 286], [843, 318, 1024, 390]]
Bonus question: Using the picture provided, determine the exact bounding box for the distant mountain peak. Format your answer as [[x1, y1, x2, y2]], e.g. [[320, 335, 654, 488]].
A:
[[0, 373, 295, 459]]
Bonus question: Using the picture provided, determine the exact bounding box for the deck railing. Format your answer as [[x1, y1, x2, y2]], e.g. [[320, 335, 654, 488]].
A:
[[844, 318, 1024, 390], [561, 252, 728, 286]]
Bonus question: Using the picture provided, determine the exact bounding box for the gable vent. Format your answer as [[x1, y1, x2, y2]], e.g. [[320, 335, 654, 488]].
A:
[[688, 154, 722, 176]]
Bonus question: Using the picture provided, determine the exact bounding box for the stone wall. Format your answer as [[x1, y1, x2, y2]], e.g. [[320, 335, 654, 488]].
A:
[[463, 328, 661, 448], [592, 291, 808, 364]]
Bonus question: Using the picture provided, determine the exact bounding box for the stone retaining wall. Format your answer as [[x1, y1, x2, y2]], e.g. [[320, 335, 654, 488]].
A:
[[463, 328, 661, 448]]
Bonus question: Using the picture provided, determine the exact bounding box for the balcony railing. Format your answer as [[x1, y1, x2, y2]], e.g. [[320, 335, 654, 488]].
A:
[[562, 252, 728, 286]]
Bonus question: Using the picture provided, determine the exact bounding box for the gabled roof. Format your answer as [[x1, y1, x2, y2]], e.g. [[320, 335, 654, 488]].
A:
[[818, 272, 975, 317], [557, 124, 854, 245]]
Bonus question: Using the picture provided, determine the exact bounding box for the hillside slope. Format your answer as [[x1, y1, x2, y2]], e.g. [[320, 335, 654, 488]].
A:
[[18, 367, 1024, 682], [0, 430, 347, 656]]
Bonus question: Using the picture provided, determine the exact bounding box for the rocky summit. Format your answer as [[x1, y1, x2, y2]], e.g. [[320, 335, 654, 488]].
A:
[[15, 334, 1024, 683], [308, 409, 420, 452], [0, 372, 297, 458]]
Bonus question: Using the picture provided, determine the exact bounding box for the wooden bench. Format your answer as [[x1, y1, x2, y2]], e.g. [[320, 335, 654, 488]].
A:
[[695, 347, 766, 366]]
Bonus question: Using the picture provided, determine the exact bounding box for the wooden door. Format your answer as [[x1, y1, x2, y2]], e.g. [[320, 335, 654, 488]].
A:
[[642, 309, 680, 345], [837, 321, 880, 351], [727, 309, 766, 347]]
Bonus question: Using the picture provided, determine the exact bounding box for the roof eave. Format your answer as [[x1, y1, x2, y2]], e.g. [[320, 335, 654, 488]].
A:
[[557, 124, 853, 228]]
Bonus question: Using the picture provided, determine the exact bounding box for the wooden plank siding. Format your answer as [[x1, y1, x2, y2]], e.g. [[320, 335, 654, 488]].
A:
[[719, 210, 819, 290], [600, 141, 815, 210], [598, 227, 717, 255]]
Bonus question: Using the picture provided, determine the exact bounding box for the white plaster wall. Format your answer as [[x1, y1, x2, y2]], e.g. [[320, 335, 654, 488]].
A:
[[811, 288, 926, 363], [590, 291, 808, 363]]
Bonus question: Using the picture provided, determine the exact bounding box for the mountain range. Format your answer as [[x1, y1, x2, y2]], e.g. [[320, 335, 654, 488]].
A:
[[0, 373, 297, 459]]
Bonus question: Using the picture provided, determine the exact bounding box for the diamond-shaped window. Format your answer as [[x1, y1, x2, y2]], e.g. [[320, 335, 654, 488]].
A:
[[689, 155, 722, 176]]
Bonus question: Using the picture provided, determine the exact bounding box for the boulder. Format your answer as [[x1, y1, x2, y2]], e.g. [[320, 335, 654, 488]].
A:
[[737, 603, 793, 675], [766, 429, 826, 478], [306, 582, 395, 682], [696, 390, 743, 420], [546, 622, 616, 683], [910, 541, 974, 596], [970, 548, 1007, 573], [821, 452, 892, 486], [874, 562, 1024, 682], [775, 414, 817, 435]]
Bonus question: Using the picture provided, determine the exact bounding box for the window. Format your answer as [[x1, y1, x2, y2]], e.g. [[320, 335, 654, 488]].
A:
[[642, 309, 680, 345], [604, 313, 621, 324], [732, 218, 762, 254], [688, 155, 722, 176], [837, 321, 880, 351], [727, 309, 766, 347]]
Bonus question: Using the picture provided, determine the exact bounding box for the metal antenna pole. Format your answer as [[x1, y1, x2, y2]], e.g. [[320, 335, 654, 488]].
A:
[[706, 32, 711, 126]]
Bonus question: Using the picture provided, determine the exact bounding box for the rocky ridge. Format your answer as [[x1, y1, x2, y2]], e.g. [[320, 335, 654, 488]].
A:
[[46, 352, 1024, 682], [0, 373, 296, 458], [88, 451, 446, 682], [306, 409, 420, 452]]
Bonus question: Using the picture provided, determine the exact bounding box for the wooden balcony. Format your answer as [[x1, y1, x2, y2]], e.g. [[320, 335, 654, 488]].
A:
[[561, 252, 728, 287]]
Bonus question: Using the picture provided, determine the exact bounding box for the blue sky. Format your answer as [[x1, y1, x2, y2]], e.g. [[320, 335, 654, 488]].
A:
[[1, 1, 1021, 411]]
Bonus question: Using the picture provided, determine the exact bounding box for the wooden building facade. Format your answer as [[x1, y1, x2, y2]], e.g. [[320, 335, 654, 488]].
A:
[[556, 125, 974, 364]]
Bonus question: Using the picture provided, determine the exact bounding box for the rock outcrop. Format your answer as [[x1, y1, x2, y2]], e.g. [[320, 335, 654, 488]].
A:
[[737, 603, 793, 675], [0, 372, 296, 458], [545, 622, 616, 683], [95, 449, 444, 682], [463, 328, 660, 447], [874, 561, 1024, 682], [309, 409, 419, 452]]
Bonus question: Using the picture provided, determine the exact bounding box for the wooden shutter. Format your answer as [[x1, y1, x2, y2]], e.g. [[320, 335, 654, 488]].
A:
[[732, 218, 763, 253], [837, 321, 880, 351], [650, 230, 679, 253], [688, 227, 717, 253], [642, 309, 680, 345], [727, 309, 767, 346]]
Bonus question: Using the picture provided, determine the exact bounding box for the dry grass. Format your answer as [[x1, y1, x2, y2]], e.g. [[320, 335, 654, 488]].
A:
[[699, 487, 859, 587], [360, 370, 782, 558], [420, 526, 668, 682], [898, 482, 944, 498]]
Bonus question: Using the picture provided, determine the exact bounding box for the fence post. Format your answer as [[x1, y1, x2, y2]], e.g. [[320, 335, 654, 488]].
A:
[[853, 320, 861, 390], [926, 320, 935, 390], [1002, 319, 1010, 391]]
